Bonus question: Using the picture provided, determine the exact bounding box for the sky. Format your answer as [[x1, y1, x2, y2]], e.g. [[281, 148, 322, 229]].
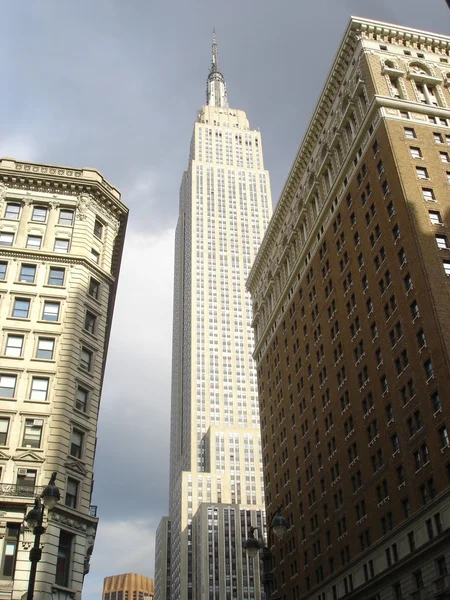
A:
[[1, 1, 448, 598]]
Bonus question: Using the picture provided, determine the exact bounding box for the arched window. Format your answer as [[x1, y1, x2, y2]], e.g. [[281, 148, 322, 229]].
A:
[[408, 62, 442, 107]]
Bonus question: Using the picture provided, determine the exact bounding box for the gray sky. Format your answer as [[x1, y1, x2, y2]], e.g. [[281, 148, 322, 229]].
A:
[[2, 1, 448, 598]]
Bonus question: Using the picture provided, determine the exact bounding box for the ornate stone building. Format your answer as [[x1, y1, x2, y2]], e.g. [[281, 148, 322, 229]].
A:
[[102, 573, 154, 600], [248, 17, 450, 600], [0, 158, 128, 599]]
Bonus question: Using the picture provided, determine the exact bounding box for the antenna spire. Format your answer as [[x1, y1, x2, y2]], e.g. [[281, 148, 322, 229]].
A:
[[206, 29, 228, 108]]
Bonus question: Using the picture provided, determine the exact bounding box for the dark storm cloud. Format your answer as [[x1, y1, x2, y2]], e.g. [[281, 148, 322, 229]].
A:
[[1, 1, 448, 598]]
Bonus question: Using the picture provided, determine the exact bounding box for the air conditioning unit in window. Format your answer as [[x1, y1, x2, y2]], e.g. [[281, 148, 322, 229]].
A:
[[33, 420, 43, 426], [17, 468, 28, 476]]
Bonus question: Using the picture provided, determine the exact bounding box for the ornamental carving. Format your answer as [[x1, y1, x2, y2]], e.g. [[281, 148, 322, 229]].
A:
[[49, 511, 87, 532], [0, 183, 7, 203], [49, 200, 60, 211], [22, 196, 33, 207], [76, 193, 92, 220]]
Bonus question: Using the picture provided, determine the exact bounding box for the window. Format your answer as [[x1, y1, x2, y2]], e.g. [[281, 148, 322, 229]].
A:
[[1, 523, 20, 579], [80, 347, 93, 372], [0, 261, 6, 280], [436, 556, 448, 577], [5, 335, 23, 357], [22, 419, 43, 448], [0, 233, 14, 246], [88, 278, 100, 299], [65, 478, 79, 509], [0, 418, 9, 445], [434, 132, 444, 143], [404, 127, 416, 139], [4, 203, 20, 220], [36, 338, 55, 360], [424, 359, 434, 379], [432, 390, 442, 412], [16, 468, 36, 488], [94, 219, 104, 239], [411, 300, 419, 320], [42, 301, 60, 322], [0, 375, 17, 398], [70, 428, 84, 458], [440, 425, 449, 449], [413, 569, 424, 590], [90, 248, 100, 263], [437, 235, 449, 249], [58, 210, 74, 226], [429, 210, 443, 225], [75, 386, 89, 412], [422, 188, 435, 201], [391, 434, 400, 453], [19, 264, 36, 283], [416, 167, 429, 179], [26, 236, 42, 250], [443, 260, 450, 276], [440, 151, 450, 163], [55, 530, 73, 587], [410, 147, 422, 159], [84, 311, 97, 334], [54, 238, 69, 253], [48, 267, 65, 286], [31, 206, 47, 222], [30, 377, 49, 401]]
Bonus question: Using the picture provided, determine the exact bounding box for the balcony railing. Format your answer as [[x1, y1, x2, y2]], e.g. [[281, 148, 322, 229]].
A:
[[0, 483, 45, 498]]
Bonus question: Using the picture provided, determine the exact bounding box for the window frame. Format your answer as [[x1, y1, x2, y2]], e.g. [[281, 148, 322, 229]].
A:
[[26, 235, 42, 250], [48, 267, 65, 287], [5, 334, 24, 358], [42, 301, 60, 322], [29, 377, 49, 402], [31, 206, 48, 223], [53, 238, 70, 254], [36, 337, 55, 361], [0, 232, 14, 247], [18, 264, 37, 284], [58, 209, 74, 227], [22, 418, 43, 449], [0, 375, 17, 399], [4, 203, 20, 220]]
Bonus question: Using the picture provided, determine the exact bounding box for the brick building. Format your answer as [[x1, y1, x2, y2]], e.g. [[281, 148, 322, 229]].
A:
[[247, 17, 450, 600]]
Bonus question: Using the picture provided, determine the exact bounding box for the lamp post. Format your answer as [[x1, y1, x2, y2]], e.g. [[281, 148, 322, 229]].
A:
[[25, 472, 61, 600], [244, 508, 288, 600]]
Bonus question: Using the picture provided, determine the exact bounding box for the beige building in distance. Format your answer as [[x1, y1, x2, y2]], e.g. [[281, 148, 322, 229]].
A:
[[248, 17, 450, 600], [0, 158, 128, 600], [102, 573, 154, 600]]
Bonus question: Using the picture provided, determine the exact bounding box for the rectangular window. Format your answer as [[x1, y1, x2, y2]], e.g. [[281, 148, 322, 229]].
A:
[[422, 188, 435, 201], [36, 338, 55, 360], [80, 347, 93, 372], [410, 147, 422, 159], [22, 419, 43, 448], [404, 127, 416, 139], [416, 167, 429, 180], [0, 233, 14, 246], [48, 267, 65, 286], [42, 301, 60, 322], [94, 219, 104, 239], [31, 206, 47, 222], [0, 261, 7, 280], [434, 132, 443, 143], [0, 375, 17, 398], [436, 235, 449, 249], [429, 210, 443, 225], [19, 264, 36, 283], [30, 377, 49, 401], [55, 530, 73, 587], [0, 418, 9, 445], [65, 478, 79, 509], [84, 311, 97, 334], [88, 278, 100, 299], [58, 210, 74, 226], [4, 203, 20, 220], [75, 386, 89, 412], [26, 236, 42, 250], [5, 335, 23, 357], [16, 468, 36, 488], [70, 428, 84, 458], [90, 249, 100, 264], [440, 152, 450, 163], [443, 261, 450, 276], [1, 523, 20, 579], [54, 239, 69, 253]]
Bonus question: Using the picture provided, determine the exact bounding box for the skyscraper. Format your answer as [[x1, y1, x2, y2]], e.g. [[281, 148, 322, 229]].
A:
[[248, 17, 450, 600], [0, 157, 127, 599], [165, 34, 273, 600]]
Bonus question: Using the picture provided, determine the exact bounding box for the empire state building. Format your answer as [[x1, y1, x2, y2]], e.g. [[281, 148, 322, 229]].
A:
[[159, 34, 273, 600]]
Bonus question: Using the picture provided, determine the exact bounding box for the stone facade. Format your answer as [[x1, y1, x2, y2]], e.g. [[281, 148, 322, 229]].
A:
[[0, 159, 128, 600]]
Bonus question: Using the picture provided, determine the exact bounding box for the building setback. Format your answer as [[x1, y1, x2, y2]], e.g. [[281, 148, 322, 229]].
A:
[[0, 158, 128, 599], [164, 34, 273, 600], [247, 17, 450, 600], [102, 573, 154, 600]]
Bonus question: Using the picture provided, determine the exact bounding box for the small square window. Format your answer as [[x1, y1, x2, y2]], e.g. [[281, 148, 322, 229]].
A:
[[88, 278, 100, 300], [58, 210, 74, 226], [19, 264, 36, 283], [434, 132, 443, 144], [26, 236, 42, 250], [31, 206, 48, 222], [0, 232, 14, 246], [0, 375, 17, 398], [429, 211, 443, 225], [48, 267, 65, 286], [410, 147, 422, 159], [5, 335, 23, 357], [80, 347, 93, 372], [30, 377, 49, 401], [4, 203, 20, 220], [12, 298, 30, 319], [94, 219, 104, 239], [404, 128, 416, 139], [422, 188, 435, 201], [440, 152, 450, 163], [0, 261, 7, 280], [443, 260, 450, 276], [42, 301, 60, 322], [90, 249, 100, 264], [36, 338, 55, 360], [54, 239, 70, 253], [75, 386, 89, 412], [416, 167, 429, 180], [436, 235, 449, 249]]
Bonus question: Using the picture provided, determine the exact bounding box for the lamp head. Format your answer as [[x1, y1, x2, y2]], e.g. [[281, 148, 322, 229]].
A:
[[271, 510, 288, 539], [25, 498, 40, 529], [41, 472, 60, 509], [244, 526, 263, 558]]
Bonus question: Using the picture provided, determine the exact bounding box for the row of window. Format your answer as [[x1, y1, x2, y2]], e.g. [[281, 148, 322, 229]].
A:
[[2, 202, 105, 239], [0, 232, 100, 262]]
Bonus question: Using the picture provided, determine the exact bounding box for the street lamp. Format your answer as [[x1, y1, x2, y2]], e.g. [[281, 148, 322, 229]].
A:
[[25, 472, 61, 600], [244, 508, 288, 600]]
